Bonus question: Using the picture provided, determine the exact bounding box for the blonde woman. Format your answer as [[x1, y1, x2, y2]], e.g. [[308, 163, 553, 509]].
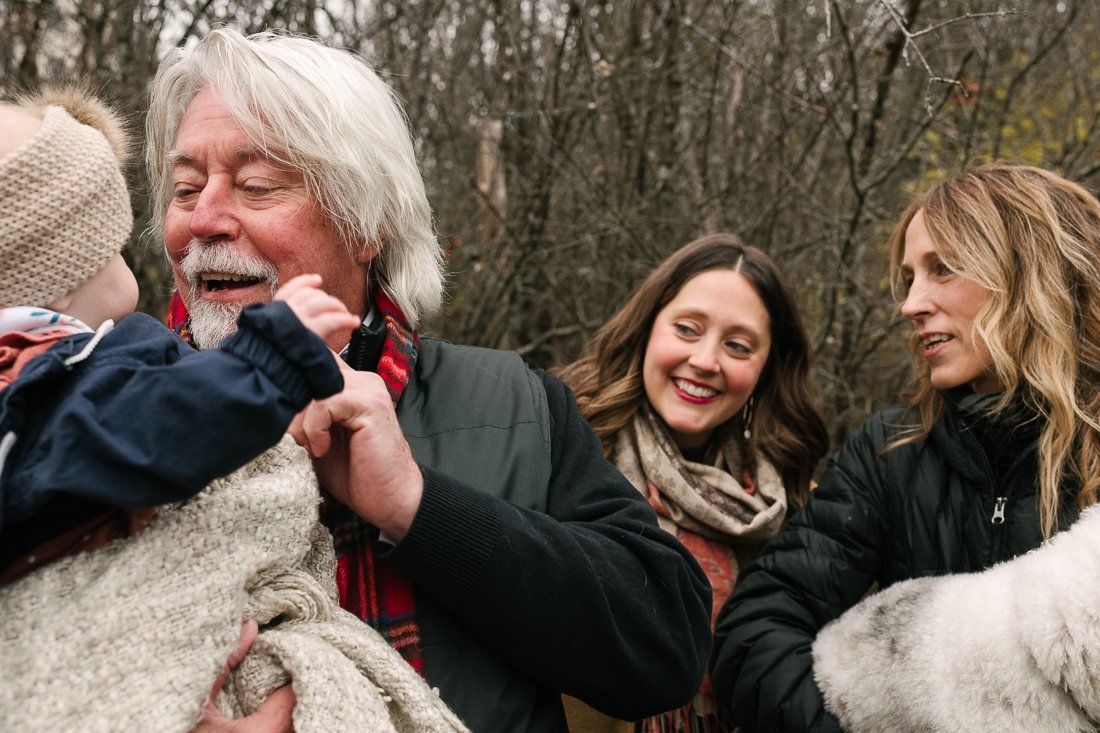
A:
[[559, 233, 829, 732], [711, 165, 1100, 732]]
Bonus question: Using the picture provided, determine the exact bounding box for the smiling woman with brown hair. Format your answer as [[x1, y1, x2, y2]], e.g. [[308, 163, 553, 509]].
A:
[[559, 233, 829, 732]]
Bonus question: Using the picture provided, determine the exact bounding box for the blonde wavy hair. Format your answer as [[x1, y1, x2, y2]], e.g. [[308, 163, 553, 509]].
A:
[[889, 164, 1100, 537], [557, 233, 828, 507]]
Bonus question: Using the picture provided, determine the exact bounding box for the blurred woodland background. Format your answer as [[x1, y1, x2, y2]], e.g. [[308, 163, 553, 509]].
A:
[[4, 0, 1100, 447]]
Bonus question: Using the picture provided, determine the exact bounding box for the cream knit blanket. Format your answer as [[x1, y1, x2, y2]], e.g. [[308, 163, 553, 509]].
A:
[[0, 436, 469, 733]]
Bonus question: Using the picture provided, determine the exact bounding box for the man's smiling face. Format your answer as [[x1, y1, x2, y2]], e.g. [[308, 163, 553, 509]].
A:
[[163, 86, 370, 350]]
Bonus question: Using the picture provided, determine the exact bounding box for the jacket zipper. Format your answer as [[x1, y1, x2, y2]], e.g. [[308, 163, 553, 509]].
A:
[[991, 496, 1007, 524], [965, 423, 1010, 527], [344, 316, 386, 372]]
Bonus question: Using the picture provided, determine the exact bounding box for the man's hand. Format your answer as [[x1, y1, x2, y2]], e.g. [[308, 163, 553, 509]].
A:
[[192, 620, 296, 733], [290, 360, 424, 540]]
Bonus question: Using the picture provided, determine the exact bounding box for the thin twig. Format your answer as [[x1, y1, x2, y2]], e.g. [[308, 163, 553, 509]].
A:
[[908, 9, 1020, 39], [874, 0, 1012, 85]]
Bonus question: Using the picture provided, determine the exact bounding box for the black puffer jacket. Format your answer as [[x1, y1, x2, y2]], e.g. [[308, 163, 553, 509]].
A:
[[710, 395, 1081, 732]]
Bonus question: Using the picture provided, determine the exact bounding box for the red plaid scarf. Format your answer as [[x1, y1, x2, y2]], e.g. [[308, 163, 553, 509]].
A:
[[167, 289, 424, 673]]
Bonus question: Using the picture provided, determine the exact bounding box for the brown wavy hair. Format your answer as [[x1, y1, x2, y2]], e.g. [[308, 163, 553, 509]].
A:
[[888, 164, 1100, 537], [557, 233, 829, 507]]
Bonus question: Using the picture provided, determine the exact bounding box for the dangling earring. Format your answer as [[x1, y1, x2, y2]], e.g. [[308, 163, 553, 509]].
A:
[[741, 395, 755, 440]]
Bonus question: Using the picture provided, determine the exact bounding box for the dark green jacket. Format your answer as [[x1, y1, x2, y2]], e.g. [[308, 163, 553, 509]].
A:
[[379, 338, 712, 732], [710, 398, 1080, 732]]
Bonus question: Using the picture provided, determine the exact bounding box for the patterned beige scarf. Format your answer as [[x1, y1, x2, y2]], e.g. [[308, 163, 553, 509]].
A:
[[612, 405, 787, 544], [609, 406, 788, 731]]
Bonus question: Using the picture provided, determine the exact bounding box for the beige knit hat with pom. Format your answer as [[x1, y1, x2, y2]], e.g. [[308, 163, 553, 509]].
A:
[[0, 87, 133, 309]]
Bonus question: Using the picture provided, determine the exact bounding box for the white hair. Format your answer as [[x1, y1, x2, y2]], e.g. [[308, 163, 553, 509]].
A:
[[145, 28, 443, 326]]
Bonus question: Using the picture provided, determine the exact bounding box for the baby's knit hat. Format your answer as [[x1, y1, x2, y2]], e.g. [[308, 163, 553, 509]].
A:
[[0, 87, 133, 309]]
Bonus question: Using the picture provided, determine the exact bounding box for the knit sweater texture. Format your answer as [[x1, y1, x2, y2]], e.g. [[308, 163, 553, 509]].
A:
[[0, 436, 469, 733]]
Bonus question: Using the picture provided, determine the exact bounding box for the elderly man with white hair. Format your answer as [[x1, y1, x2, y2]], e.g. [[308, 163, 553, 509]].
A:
[[145, 28, 711, 733]]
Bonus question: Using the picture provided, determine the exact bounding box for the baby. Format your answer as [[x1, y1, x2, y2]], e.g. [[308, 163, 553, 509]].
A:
[[0, 86, 359, 583]]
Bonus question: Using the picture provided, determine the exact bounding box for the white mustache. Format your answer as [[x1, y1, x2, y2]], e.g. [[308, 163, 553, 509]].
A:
[[179, 243, 280, 295]]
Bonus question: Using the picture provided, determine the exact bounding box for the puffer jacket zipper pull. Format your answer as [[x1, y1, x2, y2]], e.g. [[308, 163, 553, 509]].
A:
[[991, 496, 1007, 524]]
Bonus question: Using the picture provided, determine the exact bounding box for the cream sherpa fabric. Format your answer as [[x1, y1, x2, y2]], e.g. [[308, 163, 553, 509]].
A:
[[0, 102, 132, 309], [813, 504, 1100, 733], [0, 436, 469, 733]]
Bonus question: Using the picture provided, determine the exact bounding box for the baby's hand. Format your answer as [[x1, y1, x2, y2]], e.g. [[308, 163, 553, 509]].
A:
[[275, 274, 360, 342]]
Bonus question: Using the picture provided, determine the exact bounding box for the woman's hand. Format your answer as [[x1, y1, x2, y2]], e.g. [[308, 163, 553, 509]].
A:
[[192, 620, 296, 733]]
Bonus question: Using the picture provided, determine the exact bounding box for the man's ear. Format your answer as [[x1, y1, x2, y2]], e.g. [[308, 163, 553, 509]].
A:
[[356, 231, 388, 264]]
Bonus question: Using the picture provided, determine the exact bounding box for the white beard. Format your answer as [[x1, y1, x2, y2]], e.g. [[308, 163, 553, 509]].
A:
[[188, 299, 245, 351], [179, 243, 279, 350]]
